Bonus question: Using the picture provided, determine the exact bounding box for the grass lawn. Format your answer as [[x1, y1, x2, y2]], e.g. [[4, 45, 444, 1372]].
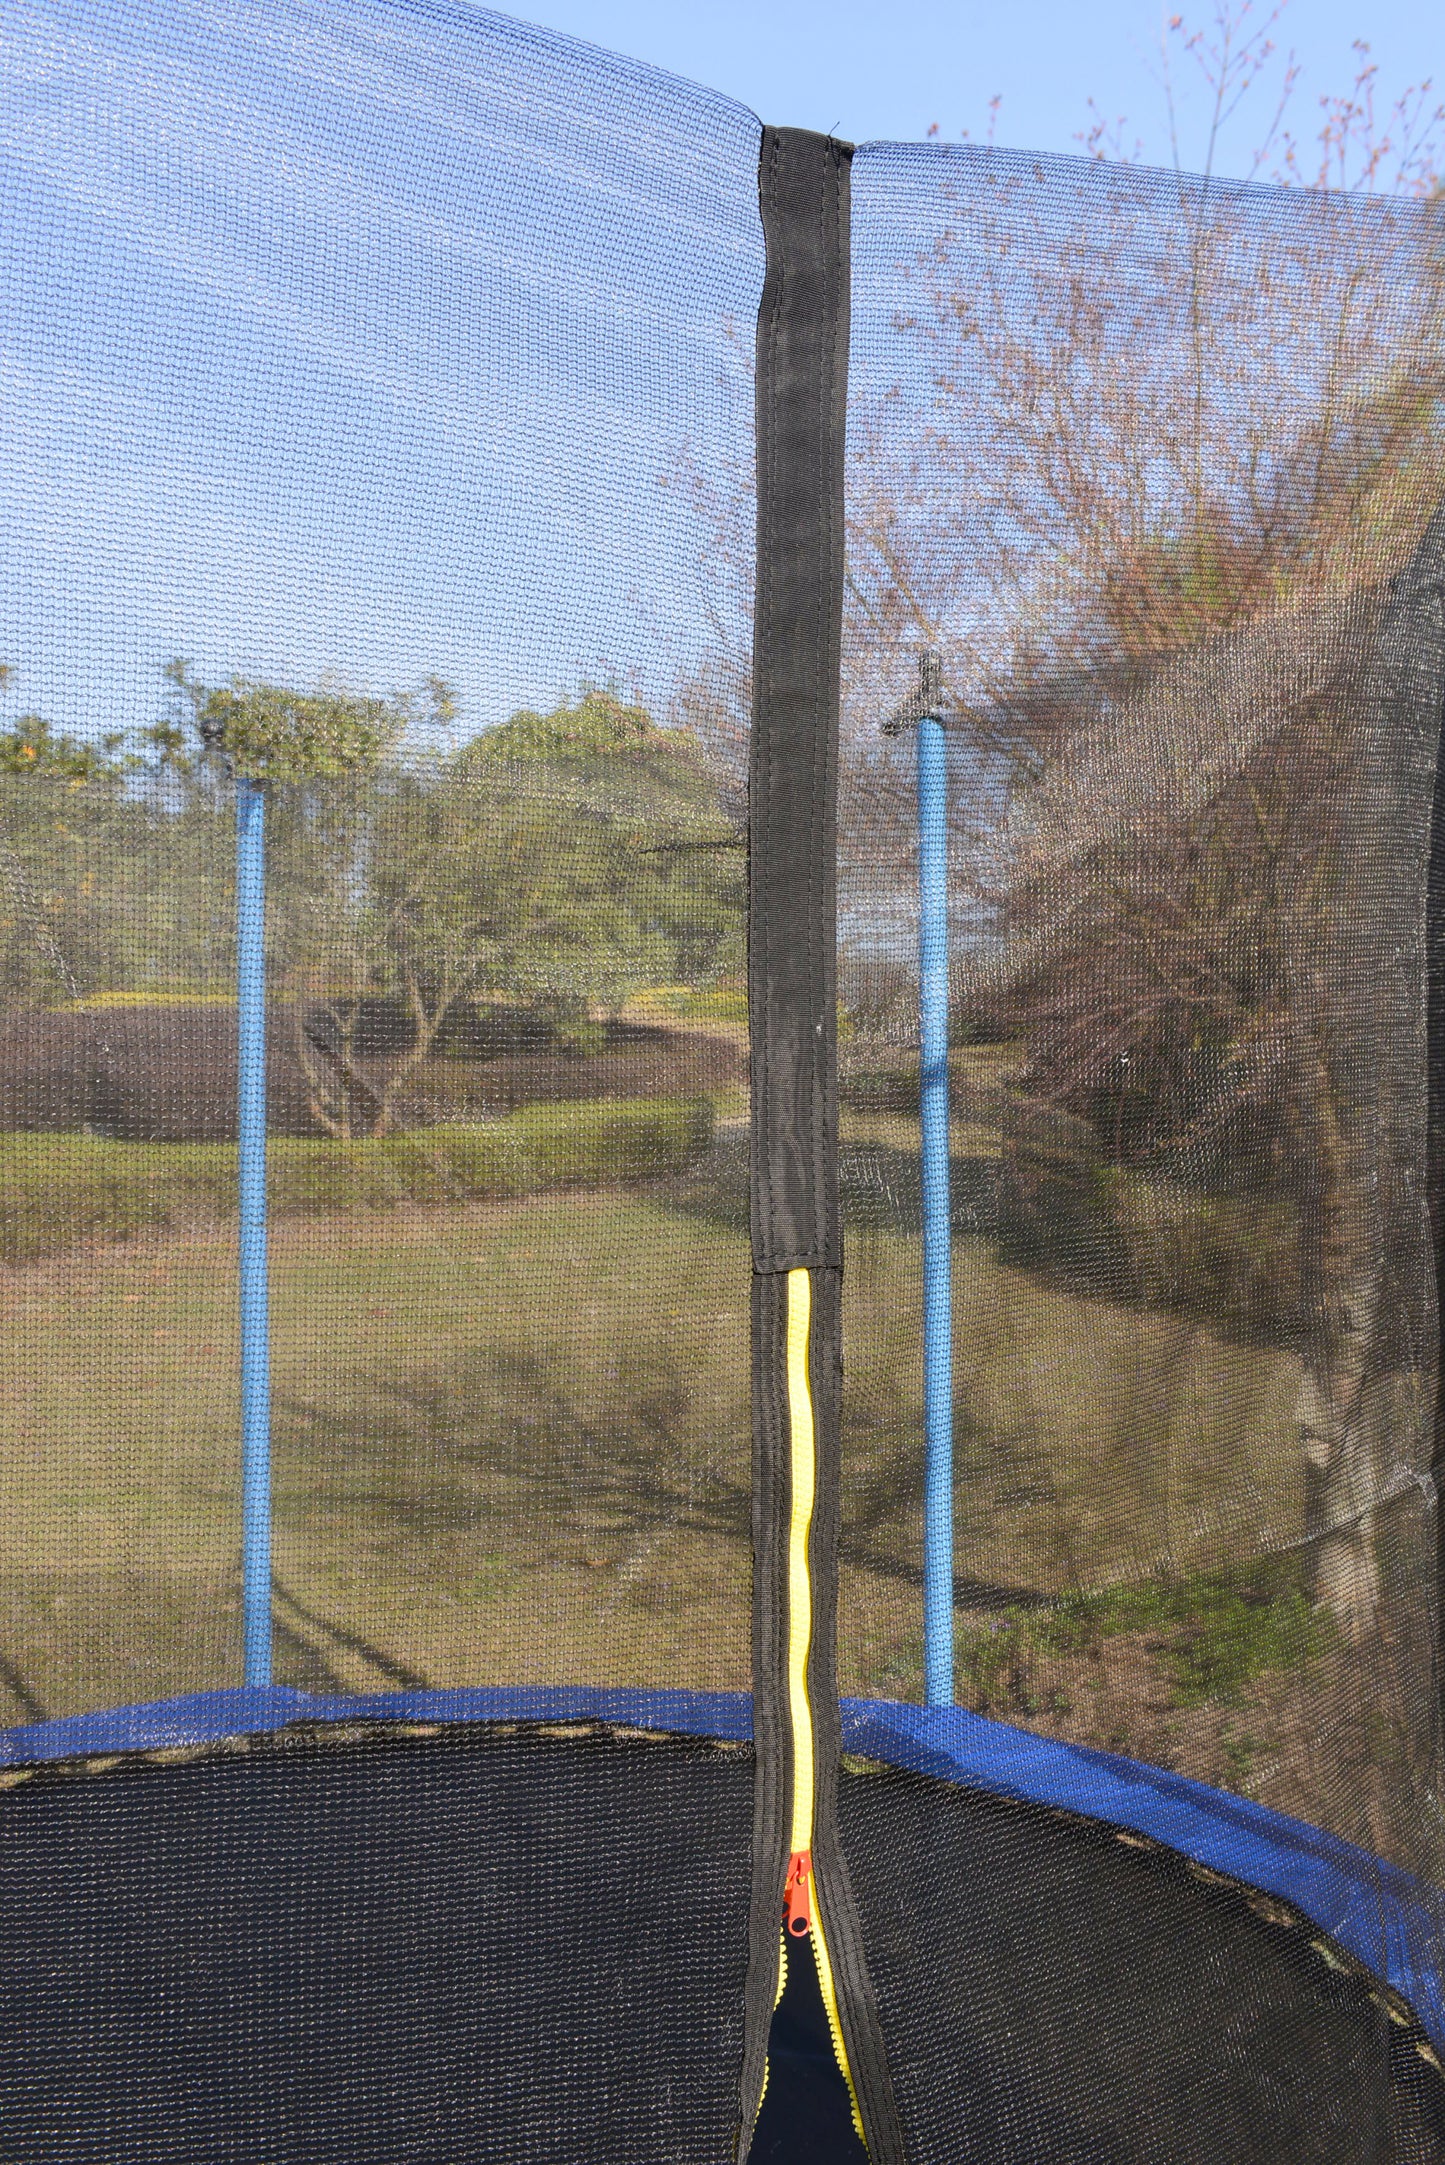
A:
[[840, 1220, 1304, 1692], [0, 1153, 1307, 1735], [0, 1081, 1426, 1862], [7, 1154, 1426, 1863], [0, 1189, 754, 1717]]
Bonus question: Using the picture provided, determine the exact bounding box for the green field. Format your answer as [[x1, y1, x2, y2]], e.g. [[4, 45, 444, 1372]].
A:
[[839, 1217, 1303, 1693], [0, 1189, 752, 1713], [0, 1133, 1307, 1736], [14, 1089, 1411, 1846]]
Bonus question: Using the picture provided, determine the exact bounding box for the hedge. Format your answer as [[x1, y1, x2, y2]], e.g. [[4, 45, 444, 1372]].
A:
[[0, 1096, 715, 1265]]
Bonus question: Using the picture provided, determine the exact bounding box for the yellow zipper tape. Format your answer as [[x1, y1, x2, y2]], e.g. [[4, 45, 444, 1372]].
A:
[[783, 1267, 866, 2149], [809, 1868, 867, 2148], [785, 1267, 817, 1860]]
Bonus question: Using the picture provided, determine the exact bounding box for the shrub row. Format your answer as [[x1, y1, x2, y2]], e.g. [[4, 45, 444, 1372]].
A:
[[0, 1002, 741, 1141], [0, 1096, 716, 1265]]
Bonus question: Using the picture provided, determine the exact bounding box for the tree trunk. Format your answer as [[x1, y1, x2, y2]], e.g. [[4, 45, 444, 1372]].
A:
[[1297, 1272, 1383, 1641], [369, 965, 469, 1138], [1295, 1028, 1384, 1643], [293, 996, 384, 1140]]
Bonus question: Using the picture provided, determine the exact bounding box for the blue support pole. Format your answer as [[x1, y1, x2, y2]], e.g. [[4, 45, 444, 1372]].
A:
[[235, 777, 273, 1688], [916, 711, 954, 1707]]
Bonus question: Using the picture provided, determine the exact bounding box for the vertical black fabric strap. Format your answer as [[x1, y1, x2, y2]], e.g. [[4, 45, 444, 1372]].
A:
[[749, 123, 848, 1275], [741, 1266, 903, 2161], [740, 124, 905, 2163], [1418, 509, 1445, 1720], [739, 1263, 796, 2147]]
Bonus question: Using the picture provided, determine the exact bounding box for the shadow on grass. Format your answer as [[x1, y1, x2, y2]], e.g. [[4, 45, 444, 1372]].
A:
[[0, 1647, 45, 1724], [274, 1348, 753, 1557], [656, 1133, 1293, 1348], [270, 1343, 1049, 1631], [653, 1129, 1002, 1242], [839, 1417, 1053, 1618], [273, 1575, 428, 1693]]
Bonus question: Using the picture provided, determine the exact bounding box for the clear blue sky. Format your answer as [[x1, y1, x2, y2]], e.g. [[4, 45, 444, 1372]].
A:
[[513, 0, 1440, 173], [0, 0, 1438, 748]]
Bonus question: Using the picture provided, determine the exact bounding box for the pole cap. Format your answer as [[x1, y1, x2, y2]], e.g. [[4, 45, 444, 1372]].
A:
[[883, 649, 945, 735]]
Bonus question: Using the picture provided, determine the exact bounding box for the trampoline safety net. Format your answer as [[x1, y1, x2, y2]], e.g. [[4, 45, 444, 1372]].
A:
[[0, 4, 1444, 2161]]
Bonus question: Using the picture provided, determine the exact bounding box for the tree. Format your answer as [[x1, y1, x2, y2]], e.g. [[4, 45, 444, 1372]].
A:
[[461, 687, 744, 1010], [164, 659, 415, 784], [165, 674, 743, 1138], [987, 533, 1442, 1637], [162, 661, 426, 1137], [671, 4, 1445, 1643], [0, 681, 159, 1004], [894, 21, 1445, 1640]]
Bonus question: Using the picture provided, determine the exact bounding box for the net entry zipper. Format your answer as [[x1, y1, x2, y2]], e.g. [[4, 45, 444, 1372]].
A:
[[772, 1266, 867, 2147]]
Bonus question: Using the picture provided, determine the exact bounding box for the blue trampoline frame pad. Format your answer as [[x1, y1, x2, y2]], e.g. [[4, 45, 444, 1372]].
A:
[[2, 1687, 1438, 2056]]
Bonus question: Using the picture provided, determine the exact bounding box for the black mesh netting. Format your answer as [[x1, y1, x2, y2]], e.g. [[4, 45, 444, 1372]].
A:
[[839, 1759, 1445, 2164], [0, 0, 761, 1715], [0, 1724, 753, 2160], [837, 140, 1445, 1872], [4, 3, 1445, 2160]]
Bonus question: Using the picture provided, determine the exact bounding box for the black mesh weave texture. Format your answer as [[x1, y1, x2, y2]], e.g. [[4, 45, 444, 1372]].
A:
[[0, 1725, 752, 2162], [837, 139, 1445, 1874], [841, 1760, 1445, 2165], [3, 1, 1445, 2157], [0, 0, 762, 1719]]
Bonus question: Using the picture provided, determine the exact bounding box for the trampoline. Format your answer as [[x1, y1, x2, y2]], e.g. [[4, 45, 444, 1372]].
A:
[[1, 3, 1445, 2159]]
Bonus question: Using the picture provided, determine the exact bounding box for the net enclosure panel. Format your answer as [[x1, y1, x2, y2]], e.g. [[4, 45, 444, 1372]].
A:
[[0, 2, 1443, 2160]]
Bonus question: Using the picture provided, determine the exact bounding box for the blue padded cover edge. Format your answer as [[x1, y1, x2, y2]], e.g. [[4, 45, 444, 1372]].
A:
[[2, 1686, 1439, 2050], [839, 1698, 1445, 2055]]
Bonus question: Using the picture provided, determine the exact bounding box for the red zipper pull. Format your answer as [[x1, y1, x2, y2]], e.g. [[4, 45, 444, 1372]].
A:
[[783, 1849, 813, 1937]]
